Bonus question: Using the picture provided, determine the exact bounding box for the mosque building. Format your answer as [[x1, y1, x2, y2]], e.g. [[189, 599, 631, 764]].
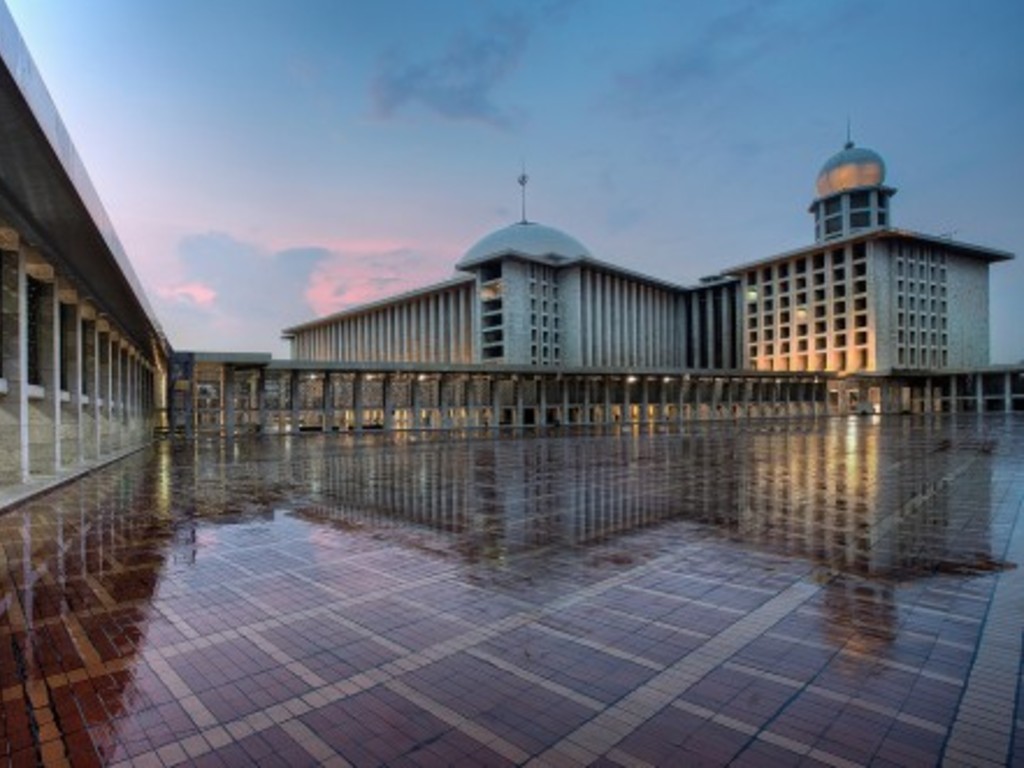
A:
[[284, 190, 742, 372], [283, 141, 1012, 380], [734, 140, 1011, 375]]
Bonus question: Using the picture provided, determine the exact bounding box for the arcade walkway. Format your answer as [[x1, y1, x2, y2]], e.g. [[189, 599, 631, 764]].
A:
[[1, 416, 1022, 766]]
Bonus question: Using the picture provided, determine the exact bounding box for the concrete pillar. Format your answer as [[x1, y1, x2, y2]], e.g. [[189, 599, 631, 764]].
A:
[[352, 373, 364, 431], [561, 376, 570, 426], [440, 374, 453, 429], [290, 371, 301, 432], [383, 374, 395, 430], [223, 365, 236, 438], [639, 377, 649, 424], [1005, 372, 1012, 413], [322, 372, 334, 432], [514, 376, 525, 427], [412, 375, 423, 428], [603, 376, 613, 425], [622, 376, 632, 424], [0, 247, 31, 482], [489, 375, 500, 428], [539, 376, 548, 426], [73, 303, 84, 463], [974, 373, 983, 413]]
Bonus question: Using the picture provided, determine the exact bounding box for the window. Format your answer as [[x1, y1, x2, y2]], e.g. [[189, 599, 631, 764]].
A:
[[480, 262, 502, 282]]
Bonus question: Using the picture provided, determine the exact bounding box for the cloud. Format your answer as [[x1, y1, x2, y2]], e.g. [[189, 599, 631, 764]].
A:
[[609, 2, 808, 118], [152, 232, 329, 354], [152, 231, 453, 356], [305, 247, 450, 318], [157, 281, 217, 307], [371, 14, 531, 128]]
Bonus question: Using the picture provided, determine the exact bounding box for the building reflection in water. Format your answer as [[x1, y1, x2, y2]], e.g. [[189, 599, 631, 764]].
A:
[[293, 419, 996, 580], [0, 418, 1005, 760], [291, 419, 999, 660]]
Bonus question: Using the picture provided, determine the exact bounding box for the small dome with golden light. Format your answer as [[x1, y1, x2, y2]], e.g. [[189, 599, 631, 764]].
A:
[[815, 141, 886, 198]]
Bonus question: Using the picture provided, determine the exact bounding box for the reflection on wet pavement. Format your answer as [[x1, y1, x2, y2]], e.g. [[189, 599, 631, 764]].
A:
[[1, 415, 1022, 766]]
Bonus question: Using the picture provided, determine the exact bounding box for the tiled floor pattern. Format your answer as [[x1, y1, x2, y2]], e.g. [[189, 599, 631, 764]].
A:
[[0, 415, 1021, 766]]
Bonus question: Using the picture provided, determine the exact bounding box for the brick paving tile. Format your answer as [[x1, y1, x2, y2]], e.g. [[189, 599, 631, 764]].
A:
[[1, 416, 1021, 766]]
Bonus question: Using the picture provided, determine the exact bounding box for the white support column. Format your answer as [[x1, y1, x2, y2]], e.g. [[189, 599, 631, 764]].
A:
[[223, 365, 235, 438], [352, 373, 364, 431], [489, 376, 500, 428], [514, 376, 525, 427], [603, 376, 613, 425], [561, 376, 570, 426], [383, 374, 395, 430], [74, 303, 84, 463], [50, 283, 61, 472], [440, 374, 453, 429], [539, 376, 548, 426], [17, 249, 29, 482]]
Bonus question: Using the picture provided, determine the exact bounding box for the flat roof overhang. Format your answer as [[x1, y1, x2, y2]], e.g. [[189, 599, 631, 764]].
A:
[[0, 6, 166, 355], [723, 227, 1014, 277]]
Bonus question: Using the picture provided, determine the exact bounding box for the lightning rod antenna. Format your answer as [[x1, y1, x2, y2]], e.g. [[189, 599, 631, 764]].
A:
[[518, 163, 529, 224]]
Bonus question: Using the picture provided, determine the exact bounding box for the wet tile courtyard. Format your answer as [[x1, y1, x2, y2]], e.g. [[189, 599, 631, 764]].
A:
[[1, 415, 1023, 767]]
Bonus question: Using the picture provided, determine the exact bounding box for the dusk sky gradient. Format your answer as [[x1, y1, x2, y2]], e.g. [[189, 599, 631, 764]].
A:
[[6, 0, 1023, 360]]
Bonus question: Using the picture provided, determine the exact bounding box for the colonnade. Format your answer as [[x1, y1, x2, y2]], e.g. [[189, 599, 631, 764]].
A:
[[169, 360, 830, 437], [0, 242, 162, 492]]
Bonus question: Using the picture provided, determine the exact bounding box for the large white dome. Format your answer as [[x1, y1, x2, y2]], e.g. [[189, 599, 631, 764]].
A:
[[457, 221, 592, 270], [815, 142, 887, 198]]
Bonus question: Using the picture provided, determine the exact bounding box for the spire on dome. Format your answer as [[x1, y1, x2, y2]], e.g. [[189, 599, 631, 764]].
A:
[[518, 164, 529, 224]]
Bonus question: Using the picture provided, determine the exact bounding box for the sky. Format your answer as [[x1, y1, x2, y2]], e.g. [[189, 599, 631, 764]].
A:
[[5, 0, 1024, 361]]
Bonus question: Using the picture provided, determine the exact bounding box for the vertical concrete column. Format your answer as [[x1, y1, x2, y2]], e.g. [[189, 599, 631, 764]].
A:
[[10, 247, 30, 482], [639, 377, 649, 424], [1005, 372, 1012, 413], [256, 369, 267, 433], [538, 376, 548, 426], [440, 374, 453, 429], [412, 375, 423, 429], [949, 375, 958, 414], [677, 377, 687, 424], [603, 376, 613, 425], [103, 330, 113, 448], [514, 376, 525, 427], [561, 376, 570, 426], [73, 303, 84, 463], [659, 378, 668, 422], [352, 373, 364, 431], [582, 377, 592, 424], [289, 370, 301, 433], [383, 374, 395, 430], [489, 375, 500, 429], [49, 281, 62, 472], [113, 342, 122, 447], [622, 376, 632, 424], [974, 373, 983, 414], [0, 239, 20, 484], [924, 376, 933, 414], [322, 372, 334, 432], [223, 365, 236, 438]]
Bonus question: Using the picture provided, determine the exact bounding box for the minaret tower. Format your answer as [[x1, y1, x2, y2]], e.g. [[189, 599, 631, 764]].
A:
[[810, 135, 896, 242]]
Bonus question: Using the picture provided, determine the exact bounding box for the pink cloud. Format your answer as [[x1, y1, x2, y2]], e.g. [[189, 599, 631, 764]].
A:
[[304, 245, 453, 317], [157, 281, 217, 307]]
